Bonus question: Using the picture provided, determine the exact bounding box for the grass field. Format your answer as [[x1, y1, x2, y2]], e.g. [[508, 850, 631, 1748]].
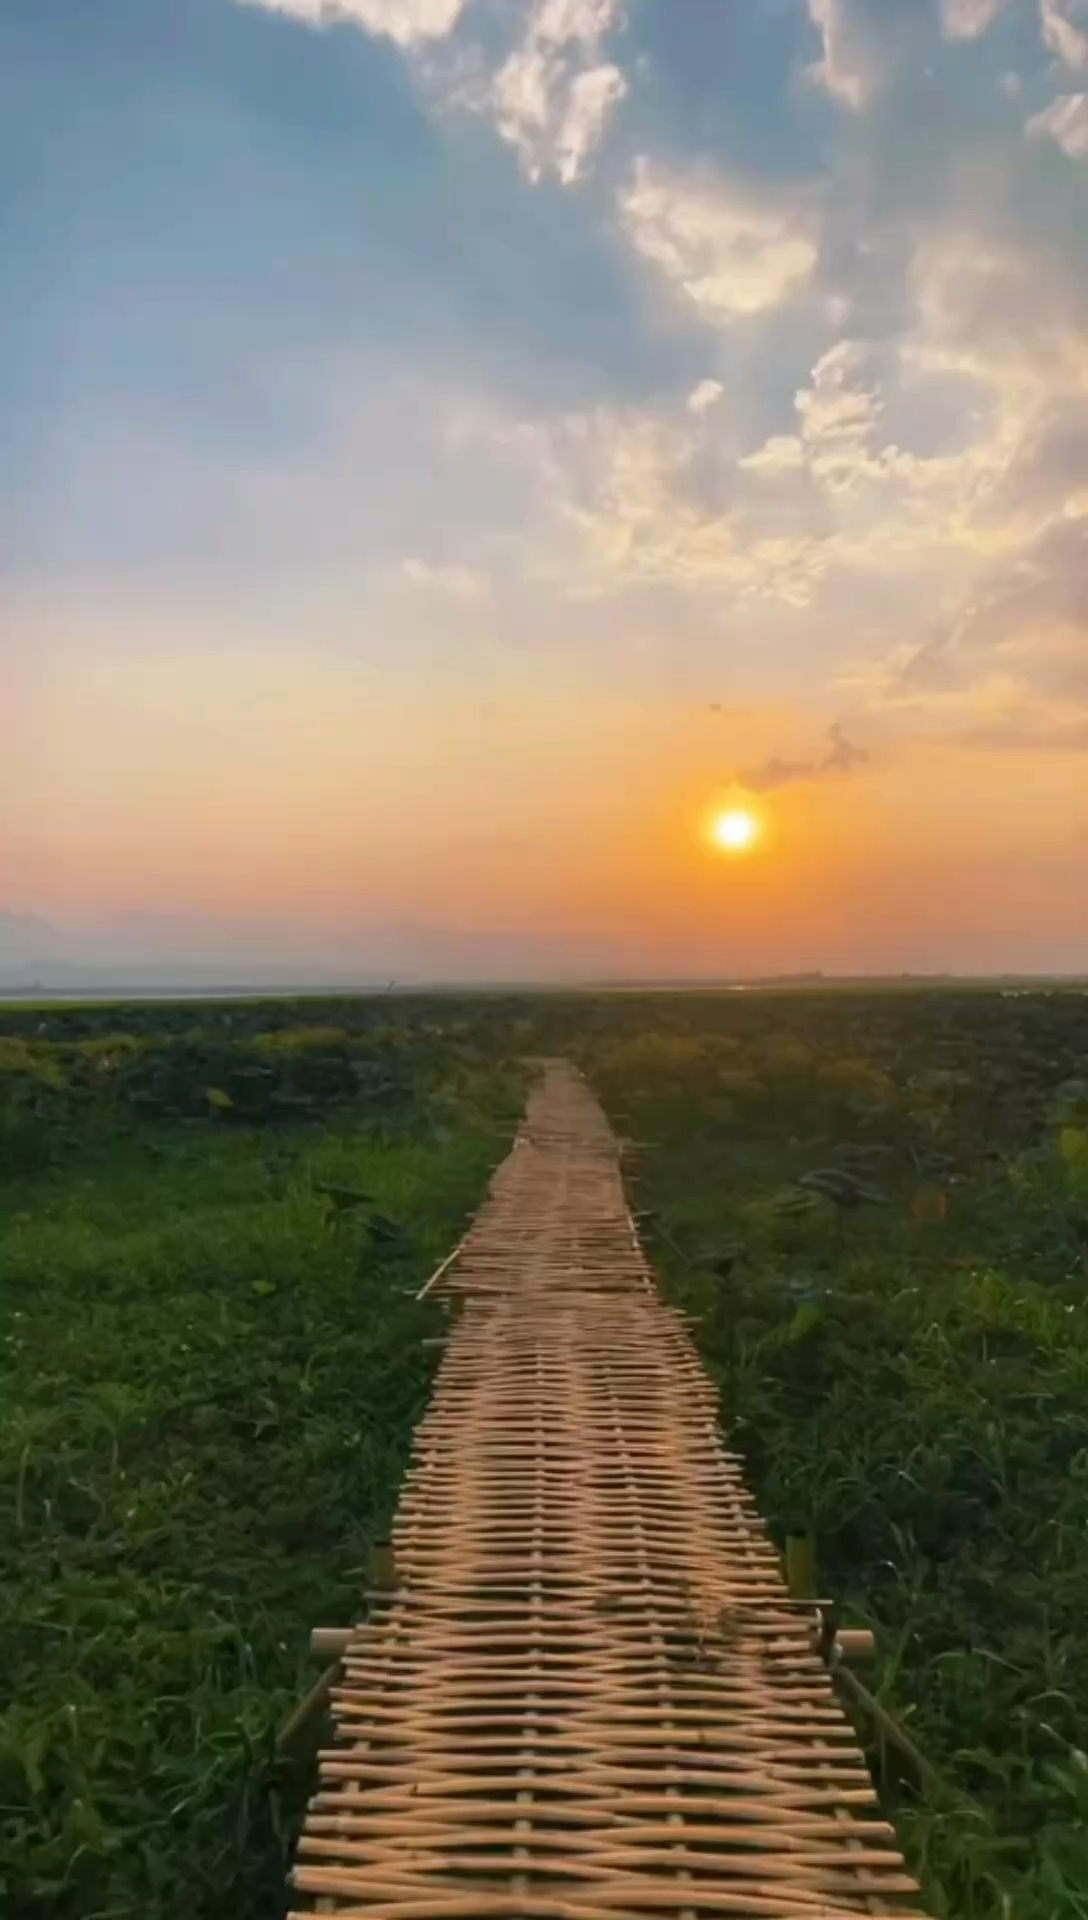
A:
[[3, 989, 1087, 1918], [0, 1003, 525, 1919], [576, 989, 1088, 1920]]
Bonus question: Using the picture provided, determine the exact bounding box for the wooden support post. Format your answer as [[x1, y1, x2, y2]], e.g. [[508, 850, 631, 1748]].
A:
[[310, 1627, 353, 1662], [368, 1538, 396, 1591], [276, 1664, 340, 1760], [833, 1628, 876, 1663], [279, 1624, 360, 1757], [785, 1533, 817, 1600], [833, 1664, 955, 1806]]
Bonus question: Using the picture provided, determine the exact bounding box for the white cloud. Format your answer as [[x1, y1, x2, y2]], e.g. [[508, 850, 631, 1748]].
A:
[[857, 504, 1088, 749], [807, 0, 988, 105], [1026, 90, 1088, 155], [1040, 0, 1088, 71], [620, 159, 817, 321], [223, 24, 1088, 706], [490, 0, 627, 186], [241, 0, 626, 185], [805, 0, 884, 109], [554, 60, 626, 184], [463, 396, 830, 606], [687, 379, 724, 414], [739, 435, 806, 477], [906, 219, 1088, 393], [402, 557, 491, 601], [236, 0, 465, 45], [940, 0, 1010, 40], [795, 340, 886, 488], [437, 190, 1088, 644]]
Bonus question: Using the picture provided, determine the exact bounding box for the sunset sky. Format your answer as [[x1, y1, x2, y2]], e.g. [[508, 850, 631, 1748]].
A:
[[3, 0, 1087, 981]]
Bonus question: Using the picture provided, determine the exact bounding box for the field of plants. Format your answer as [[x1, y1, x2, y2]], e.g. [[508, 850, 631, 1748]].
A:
[[575, 988, 1088, 1920], [0, 999, 526, 1919], [3, 987, 1088, 1920]]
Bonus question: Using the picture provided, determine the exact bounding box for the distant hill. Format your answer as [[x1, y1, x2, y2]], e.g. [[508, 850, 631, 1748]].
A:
[[0, 911, 406, 996], [0, 906, 1083, 1001]]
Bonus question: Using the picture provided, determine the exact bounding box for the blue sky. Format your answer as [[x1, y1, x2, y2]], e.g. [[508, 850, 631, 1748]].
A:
[[3, 0, 1087, 979]]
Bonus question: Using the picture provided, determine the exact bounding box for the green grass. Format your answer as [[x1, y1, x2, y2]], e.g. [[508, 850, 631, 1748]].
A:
[[576, 991, 1088, 1919], [0, 1010, 524, 1919], [5, 987, 1088, 1918]]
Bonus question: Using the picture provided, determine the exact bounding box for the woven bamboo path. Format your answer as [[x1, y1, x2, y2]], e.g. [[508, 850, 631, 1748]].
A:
[[290, 1060, 925, 1920]]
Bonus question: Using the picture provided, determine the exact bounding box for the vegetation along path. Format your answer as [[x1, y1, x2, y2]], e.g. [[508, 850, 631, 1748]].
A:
[[290, 1059, 925, 1919]]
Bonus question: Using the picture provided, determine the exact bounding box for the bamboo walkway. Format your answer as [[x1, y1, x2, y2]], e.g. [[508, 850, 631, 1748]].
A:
[[290, 1061, 925, 1920]]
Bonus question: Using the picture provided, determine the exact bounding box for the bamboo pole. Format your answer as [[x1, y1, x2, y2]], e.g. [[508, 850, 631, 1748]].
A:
[[311, 1628, 353, 1662], [832, 1665, 954, 1807], [785, 1534, 818, 1600], [277, 1664, 340, 1760]]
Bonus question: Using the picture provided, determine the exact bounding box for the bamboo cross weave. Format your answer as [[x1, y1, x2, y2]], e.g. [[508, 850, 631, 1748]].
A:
[[290, 1060, 926, 1920]]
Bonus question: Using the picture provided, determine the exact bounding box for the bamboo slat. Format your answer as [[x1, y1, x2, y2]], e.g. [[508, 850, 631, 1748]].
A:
[[290, 1061, 926, 1918]]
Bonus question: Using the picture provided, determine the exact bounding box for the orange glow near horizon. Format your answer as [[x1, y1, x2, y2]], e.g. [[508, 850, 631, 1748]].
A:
[[6, 632, 1087, 978]]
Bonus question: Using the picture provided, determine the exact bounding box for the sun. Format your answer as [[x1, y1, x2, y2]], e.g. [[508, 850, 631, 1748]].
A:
[[712, 807, 761, 852]]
